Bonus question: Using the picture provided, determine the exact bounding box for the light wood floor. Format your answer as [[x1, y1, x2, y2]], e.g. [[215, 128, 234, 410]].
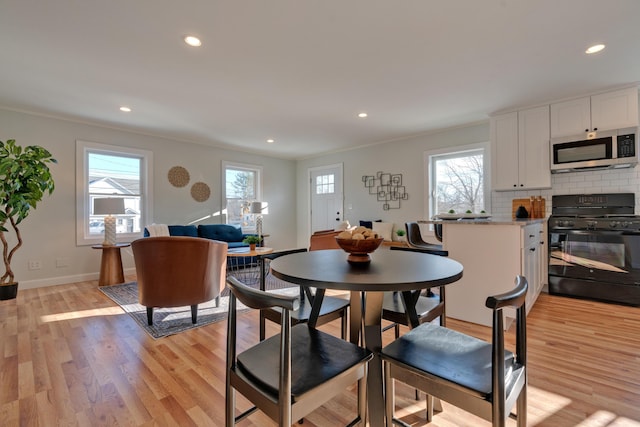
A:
[[1, 279, 639, 426]]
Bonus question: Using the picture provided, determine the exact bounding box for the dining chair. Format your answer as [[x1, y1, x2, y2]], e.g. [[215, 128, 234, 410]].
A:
[[382, 245, 449, 338], [225, 276, 373, 427], [405, 222, 446, 254], [381, 275, 528, 427], [258, 248, 350, 341]]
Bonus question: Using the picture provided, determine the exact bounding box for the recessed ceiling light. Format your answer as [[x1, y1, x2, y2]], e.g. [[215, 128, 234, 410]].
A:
[[585, 44, 605, 54], [184, 36, 202, 47], [267, 139, 275, 144], [358, 112, 368, 118], [119, 106, 131, 112]]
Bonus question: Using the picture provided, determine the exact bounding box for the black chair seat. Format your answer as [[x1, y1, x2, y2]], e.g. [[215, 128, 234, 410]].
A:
[[382, 291, 441, 324], [381, 323, 517, 397], [266, 294, 349, 322], [237, 323, 372, 399]]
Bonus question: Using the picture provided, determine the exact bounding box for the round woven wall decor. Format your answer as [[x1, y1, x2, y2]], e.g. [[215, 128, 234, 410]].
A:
[[168, 166, 190, 188], [190, 182, 211, 202]]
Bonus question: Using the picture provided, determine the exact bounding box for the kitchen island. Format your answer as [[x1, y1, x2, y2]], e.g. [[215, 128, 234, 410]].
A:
[[419, 217, 546, 327]]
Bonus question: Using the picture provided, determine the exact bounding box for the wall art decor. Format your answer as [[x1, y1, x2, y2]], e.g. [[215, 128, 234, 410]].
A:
[[168, 166, 190, 187], [362, 171, 408, 210], [190, 182, 211, 202]]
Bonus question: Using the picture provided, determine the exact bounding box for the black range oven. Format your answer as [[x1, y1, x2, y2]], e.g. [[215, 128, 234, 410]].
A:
[[548, 193, 640, 306]]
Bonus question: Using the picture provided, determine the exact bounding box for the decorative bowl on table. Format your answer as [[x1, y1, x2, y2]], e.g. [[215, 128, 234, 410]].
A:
[[335, 236, 384, 265]]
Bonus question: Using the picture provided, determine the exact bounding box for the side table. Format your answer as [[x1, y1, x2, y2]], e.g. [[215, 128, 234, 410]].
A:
[[92, 243, 130, 286]]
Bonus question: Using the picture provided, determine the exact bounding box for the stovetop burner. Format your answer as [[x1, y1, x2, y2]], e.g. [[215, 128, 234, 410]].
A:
[[549, 193, 638, 230]]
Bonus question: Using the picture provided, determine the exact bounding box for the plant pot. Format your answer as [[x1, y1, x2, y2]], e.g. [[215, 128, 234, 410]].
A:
[[249, 243, 257, 251], [0, 282, 18, 300]]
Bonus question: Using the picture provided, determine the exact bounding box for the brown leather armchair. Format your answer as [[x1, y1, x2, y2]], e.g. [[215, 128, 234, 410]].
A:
[[131, 236, 228, 325]]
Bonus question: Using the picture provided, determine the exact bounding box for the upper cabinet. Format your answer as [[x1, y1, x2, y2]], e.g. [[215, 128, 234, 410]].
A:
[[550, 87, 639, 138], [491, 105, 551, 191]]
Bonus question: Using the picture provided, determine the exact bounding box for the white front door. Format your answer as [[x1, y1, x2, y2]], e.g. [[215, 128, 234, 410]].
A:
[[309, 164, 344, 233]]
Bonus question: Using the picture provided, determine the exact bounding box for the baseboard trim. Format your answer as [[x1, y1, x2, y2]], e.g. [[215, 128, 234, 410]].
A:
[[18, 267, 136, 290]]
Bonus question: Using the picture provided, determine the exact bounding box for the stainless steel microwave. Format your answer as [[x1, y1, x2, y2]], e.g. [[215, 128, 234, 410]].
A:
[[550, 127, 639, 173]]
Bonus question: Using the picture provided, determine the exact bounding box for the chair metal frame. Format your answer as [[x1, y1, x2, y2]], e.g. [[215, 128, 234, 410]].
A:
[[381, 276, 528, 427], [225, 276, 371, 427], [382, 245, 448, 338], [258, 248, 349, 341]]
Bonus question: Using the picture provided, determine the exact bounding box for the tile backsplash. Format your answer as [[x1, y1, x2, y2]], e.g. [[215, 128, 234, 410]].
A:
[[491, 167, 640, 218]]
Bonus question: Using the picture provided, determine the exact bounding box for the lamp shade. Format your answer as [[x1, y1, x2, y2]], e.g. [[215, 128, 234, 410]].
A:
[[249, 201, 268, 215], [249, 201, 263, 214], [94, 198, 125, 215]]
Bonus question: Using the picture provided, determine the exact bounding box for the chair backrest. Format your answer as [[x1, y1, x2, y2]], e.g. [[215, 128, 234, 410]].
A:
[[309, 230, 341, 250], [405, 222, 427, 246], [131, 236, 228, 307], [486, 275, 528, 416]]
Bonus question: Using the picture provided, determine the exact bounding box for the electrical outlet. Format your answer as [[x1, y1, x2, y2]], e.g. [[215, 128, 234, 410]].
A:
[[56, 257, 69, 268], [28, 260, 42, 270]]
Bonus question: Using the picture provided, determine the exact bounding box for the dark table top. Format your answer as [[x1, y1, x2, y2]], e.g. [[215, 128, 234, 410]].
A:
[[270, 249, 463, 292]]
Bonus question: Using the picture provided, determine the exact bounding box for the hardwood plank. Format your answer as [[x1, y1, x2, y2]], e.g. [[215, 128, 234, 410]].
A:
[[1, 279, 640, 426]]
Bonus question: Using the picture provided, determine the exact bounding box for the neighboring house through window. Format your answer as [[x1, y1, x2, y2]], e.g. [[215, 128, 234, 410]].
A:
[[223, 161, 262, 232], [76, 141, 153, 245], [424, 142, 490, 220]]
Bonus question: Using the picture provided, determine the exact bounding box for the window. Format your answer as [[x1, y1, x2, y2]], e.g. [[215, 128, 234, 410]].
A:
[[223, 161, 262, 231], [315, 174, 335, 194], [76, 141, 153, 245], [425, 143, 490, 219]]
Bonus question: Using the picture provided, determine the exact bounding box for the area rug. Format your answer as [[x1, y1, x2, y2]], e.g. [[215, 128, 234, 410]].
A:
[[100, 273, 297, 339]]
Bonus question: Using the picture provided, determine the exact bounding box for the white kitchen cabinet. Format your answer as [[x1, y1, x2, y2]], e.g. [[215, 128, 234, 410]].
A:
[[442, 220, 545, 327], [491, 105, 551, 191], [550, 87, 639, 138]]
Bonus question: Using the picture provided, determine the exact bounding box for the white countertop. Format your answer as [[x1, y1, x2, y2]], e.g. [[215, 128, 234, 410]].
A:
[[418, 217, 547, 226]]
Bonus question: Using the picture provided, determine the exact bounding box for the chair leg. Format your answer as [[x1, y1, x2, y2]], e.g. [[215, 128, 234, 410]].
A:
[[146, 307, 153, 325], [358, 371, 368, 427], [384, 360, 394, 427], [215, 295, 220, 307], [259, 311, 266, 341], [191, 305, 198, 324], [394, 323, 400, 339], [426, 394, 434, 422], [516, 384, 527, 427], [225, 385, 235, 427], [341, 311, 348, 340]]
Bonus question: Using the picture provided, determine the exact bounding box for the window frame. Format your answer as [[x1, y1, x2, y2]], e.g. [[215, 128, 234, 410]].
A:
[[222, 160, 263, 232], [423, 142, 491, 223], [76, 140, 153, 246]]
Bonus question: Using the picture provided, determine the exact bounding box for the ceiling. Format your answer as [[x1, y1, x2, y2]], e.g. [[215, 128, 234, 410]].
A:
[[1, 1, 639, 160]]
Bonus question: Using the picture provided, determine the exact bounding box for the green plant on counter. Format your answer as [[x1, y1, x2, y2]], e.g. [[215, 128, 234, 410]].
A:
[[396, 229, 406, 237]]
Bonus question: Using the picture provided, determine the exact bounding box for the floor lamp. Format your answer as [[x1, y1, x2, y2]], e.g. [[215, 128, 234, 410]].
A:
[[94, 197, 125, 245]]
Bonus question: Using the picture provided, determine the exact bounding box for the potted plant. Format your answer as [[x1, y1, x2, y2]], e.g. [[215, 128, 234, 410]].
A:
[[0, 139, 56, 300], [242, 235, 261, 251], [395, 228, 406, 242]]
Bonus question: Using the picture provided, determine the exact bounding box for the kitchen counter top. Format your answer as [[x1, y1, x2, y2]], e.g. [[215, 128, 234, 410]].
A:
[[418, 217, 547, 226]]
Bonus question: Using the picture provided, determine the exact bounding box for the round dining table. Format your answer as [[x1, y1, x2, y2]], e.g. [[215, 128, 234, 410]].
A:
[[270, 248, 463, 427]]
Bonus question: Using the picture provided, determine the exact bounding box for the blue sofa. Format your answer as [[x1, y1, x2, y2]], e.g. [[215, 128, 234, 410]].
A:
[[144, 224, 260, 249]]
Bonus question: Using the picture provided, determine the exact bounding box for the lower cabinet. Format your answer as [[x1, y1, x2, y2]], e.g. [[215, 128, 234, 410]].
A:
[[443, 221, 545, 327]]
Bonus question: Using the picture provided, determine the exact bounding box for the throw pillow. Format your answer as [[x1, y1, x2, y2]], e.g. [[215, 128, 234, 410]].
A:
[[372, 221, 393, 241]]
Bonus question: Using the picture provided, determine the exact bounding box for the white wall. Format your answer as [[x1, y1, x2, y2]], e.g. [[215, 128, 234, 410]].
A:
[[296, 120, 640, 249], [295, 122, 490, 247], [0, 109, 297, 289]]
